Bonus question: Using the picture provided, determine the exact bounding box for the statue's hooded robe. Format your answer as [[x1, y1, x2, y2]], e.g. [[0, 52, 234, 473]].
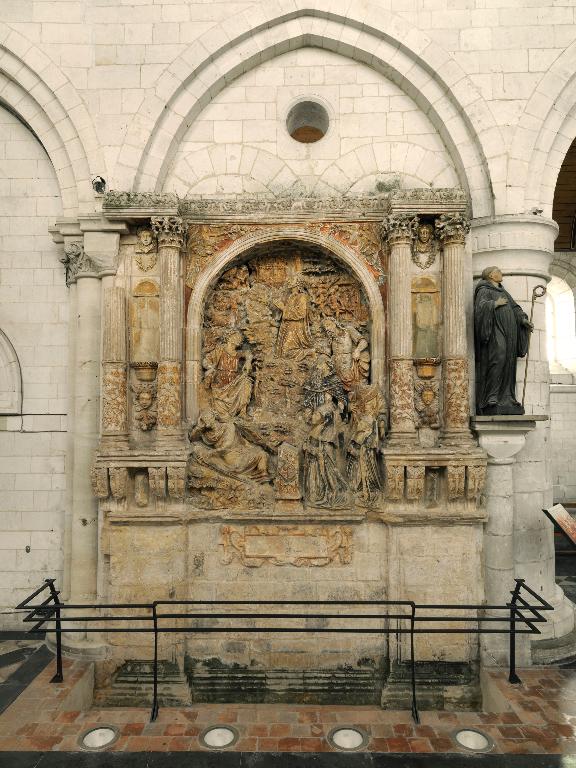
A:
[[474, 279, 530, 415]]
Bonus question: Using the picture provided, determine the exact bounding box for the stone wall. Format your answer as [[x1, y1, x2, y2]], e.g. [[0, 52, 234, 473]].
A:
[[0, 105, 66, 627], [550, 382, 576, 503]]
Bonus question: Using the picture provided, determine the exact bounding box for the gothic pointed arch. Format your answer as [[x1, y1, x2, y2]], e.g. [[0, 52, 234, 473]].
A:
[[114, 0, 496, 218]]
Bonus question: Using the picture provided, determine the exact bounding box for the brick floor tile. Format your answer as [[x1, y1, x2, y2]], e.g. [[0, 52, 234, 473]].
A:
[[408, 738, 433, 752], [277, 736, 302, 750], [269, 723, 292, 737], [257, 737, 279, 750], [387, 736, 411, 751], [123, 722, 145, 736]]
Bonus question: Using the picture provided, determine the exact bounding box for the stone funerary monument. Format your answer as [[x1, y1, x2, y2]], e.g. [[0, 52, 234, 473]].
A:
[[88, 189, 487, 707]]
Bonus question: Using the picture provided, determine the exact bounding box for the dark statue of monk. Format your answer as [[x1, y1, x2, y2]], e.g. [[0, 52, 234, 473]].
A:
[[474, 266, 533, 415]]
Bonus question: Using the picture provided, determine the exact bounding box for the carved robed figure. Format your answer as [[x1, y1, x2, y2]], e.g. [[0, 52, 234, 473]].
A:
[[474, 266, 532, 415]]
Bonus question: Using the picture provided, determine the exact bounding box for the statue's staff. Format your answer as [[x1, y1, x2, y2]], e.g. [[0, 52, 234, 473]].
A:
[[521, 284, 547, 408]]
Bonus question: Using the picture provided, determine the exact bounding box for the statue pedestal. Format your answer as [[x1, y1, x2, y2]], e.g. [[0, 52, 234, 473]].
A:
[[472, 416, 548, 667]]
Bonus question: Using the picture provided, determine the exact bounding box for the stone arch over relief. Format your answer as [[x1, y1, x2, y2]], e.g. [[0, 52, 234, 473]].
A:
[[185, 229, 385, 422]]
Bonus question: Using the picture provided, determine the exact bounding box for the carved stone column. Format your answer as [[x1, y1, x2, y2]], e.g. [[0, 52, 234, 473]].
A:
[[383, 213, 418, 443], [436, 213, 474, 445], [101, 286, 128, 454], [151, 216, 187, 445]]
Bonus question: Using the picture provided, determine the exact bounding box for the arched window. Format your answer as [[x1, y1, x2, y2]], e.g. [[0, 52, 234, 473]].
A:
[[0, 328, 22, 415], [546, 276, 576, 376]]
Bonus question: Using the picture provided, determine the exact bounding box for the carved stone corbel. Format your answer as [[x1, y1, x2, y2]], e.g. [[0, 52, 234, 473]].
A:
[[109, 467, 128, 500]]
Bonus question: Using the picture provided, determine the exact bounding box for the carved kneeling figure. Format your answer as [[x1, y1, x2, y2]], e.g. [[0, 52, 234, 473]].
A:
[[188, 410, 271, 483]]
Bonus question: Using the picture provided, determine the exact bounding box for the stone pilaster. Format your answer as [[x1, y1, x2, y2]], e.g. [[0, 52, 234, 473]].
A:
[[151, 216, 187, 442], [101, 286, 128, 453], [436, 213, 474, 445], [382, 212, 418, 443]]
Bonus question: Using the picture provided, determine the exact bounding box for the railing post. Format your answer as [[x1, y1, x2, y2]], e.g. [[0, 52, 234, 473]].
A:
[[46, 579, 63, 683], [509, 579, 523, 684], [410, 603, 419, 724], [150, 603, 159, 722]]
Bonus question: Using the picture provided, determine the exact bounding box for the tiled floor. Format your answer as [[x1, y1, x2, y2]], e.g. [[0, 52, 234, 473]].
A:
[[0, 658, 576, 755]]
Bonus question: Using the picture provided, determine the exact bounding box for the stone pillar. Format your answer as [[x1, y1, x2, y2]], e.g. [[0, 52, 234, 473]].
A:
[[473, 418, 538, 666], [101, 286, 128, 454], [152, 216, 187, 445], [50, 218, 127, 657], [436, 213, 474, 445], [472, 214, 575, 650], [383, 213, 418, 443]]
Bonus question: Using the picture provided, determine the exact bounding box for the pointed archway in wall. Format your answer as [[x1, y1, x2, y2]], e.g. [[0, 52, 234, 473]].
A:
[[114, 1, 496, 218]]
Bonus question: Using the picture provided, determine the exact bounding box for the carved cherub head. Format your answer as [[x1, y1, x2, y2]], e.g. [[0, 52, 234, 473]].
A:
[[136, 227, 156, 252], [417, 223, 434, 246]]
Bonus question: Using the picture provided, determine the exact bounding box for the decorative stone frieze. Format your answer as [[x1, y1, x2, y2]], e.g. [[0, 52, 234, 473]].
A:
[[220, 524, 352, 568], [105, 191, 179, 210], [382, 449, 487, 515]]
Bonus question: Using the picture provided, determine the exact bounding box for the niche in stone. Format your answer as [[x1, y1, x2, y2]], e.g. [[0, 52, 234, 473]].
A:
[[188, 241, 385, 513]]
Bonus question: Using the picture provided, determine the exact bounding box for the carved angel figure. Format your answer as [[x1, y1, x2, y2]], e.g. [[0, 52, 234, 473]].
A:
[[322, 318, 370, 390], [188, 410, 271, 483], [302, 393, 348, 509], [203, 329, 253, 418]]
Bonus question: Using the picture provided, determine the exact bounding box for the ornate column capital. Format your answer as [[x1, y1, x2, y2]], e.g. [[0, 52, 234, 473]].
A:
[[151, 216, 187, 249], [381, 212, 418, 245], [435, 212, 471, 245], [60, 242, 99, 285]]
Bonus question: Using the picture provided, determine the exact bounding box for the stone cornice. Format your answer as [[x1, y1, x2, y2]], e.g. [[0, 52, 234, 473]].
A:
[[102, 189, 469, 223]]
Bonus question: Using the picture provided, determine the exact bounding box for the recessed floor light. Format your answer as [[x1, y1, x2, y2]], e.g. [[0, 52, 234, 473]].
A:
[[327, 726, 369, 751], [199, 725, 239, 750], [79, 726, 119, 751], [454, 727, 493, 752]]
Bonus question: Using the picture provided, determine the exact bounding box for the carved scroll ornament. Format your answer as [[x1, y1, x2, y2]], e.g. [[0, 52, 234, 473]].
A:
[[220, 524, 352, 567]]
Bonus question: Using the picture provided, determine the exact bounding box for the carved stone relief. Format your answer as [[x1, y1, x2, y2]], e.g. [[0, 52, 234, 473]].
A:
[[411, 223, 438, 270], [157, 362, 181, 430], [187, 242, 382, 513], [134, 227, 158, 272], [131, 380, 157, 431], [102, 366, 127, 433], [220, 524, 352, 567], [414, 379, 440, 430]]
